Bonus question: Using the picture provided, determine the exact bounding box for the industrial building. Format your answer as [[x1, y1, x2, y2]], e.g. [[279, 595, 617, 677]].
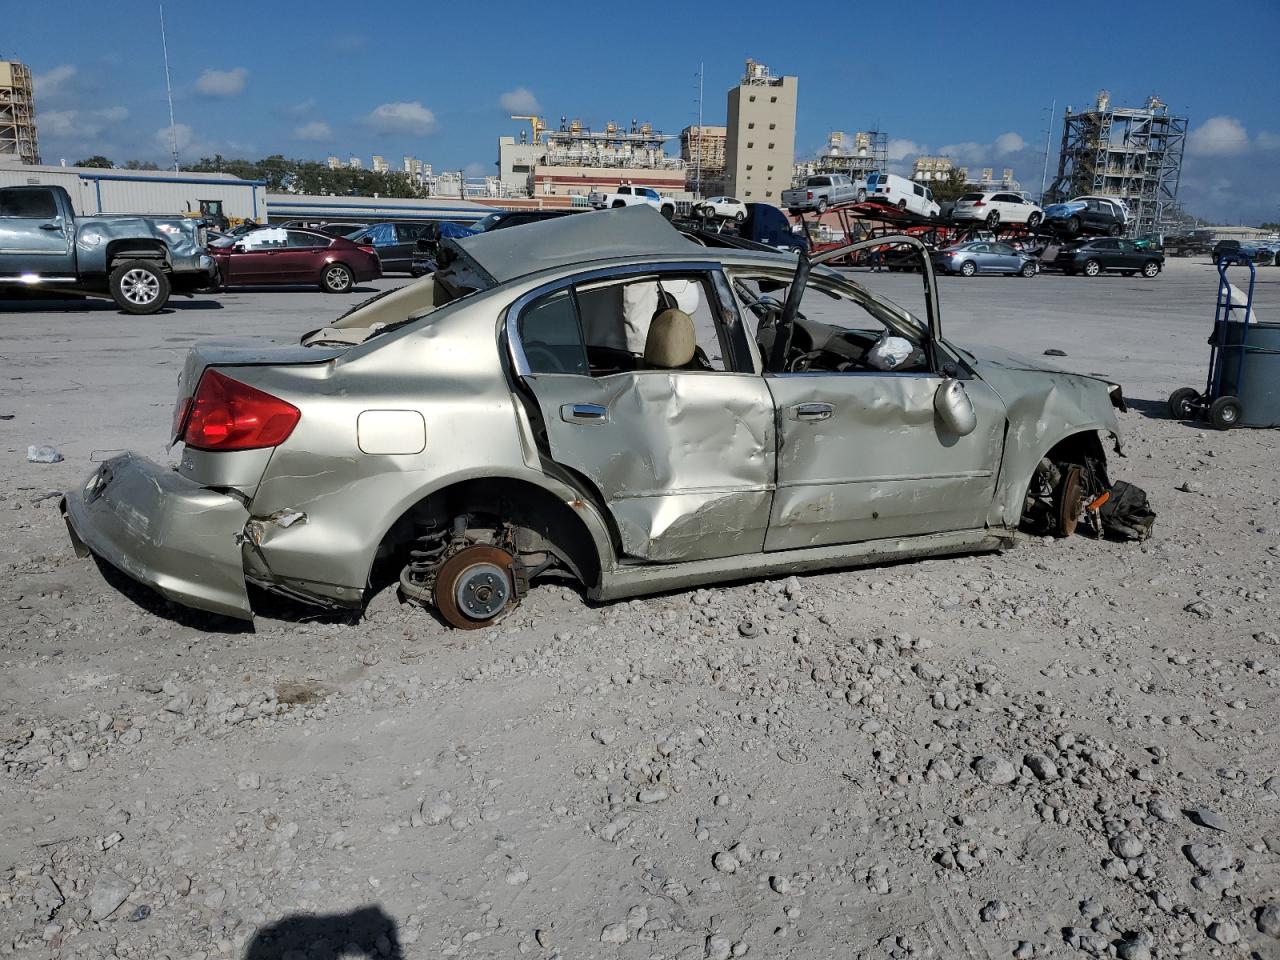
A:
[[725, 60, 797, 204], [800, 130, 886, 183], [497, 115, 687, 202], [911, 156, 954, 183], [264, 193, 491, 224], [0, 159, 266, 221], [0, 60, 39, 165], [1048, 91, 1187, 236], [680, 124, 727, 195]]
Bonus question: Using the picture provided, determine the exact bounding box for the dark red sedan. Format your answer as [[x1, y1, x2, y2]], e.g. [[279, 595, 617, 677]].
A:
[[209, 227, 381, 293]]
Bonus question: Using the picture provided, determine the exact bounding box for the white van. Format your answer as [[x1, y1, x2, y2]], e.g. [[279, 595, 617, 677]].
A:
[[867, 172, 940, 218]]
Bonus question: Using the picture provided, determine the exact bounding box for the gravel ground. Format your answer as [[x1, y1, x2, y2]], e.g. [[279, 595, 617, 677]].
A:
[[2, 259, 1279, 960]]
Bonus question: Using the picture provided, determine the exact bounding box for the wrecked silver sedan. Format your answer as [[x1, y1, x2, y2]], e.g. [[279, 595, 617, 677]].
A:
[[64, 206, 1138, 628]]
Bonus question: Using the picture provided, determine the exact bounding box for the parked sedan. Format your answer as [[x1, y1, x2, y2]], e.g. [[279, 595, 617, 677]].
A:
[[210, 227, 381, 292], [932, 241, 1038, 277], [696, 196, 747, 222], [952, 192, 1044, 229], [1042, 197, 1126, 237], [349, 221, 432, 274], [63, 206, 1140, 630], [1046, 238, 1163, 277]]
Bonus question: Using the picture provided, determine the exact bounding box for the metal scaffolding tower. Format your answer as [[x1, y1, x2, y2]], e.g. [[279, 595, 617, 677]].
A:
[[1048, 91, 1186, 237], [810, 130, 887, 180], [0, 61, 40, 164]]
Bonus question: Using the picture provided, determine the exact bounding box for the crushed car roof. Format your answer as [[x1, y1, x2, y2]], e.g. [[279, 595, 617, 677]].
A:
[[450, 205, 704, 285]]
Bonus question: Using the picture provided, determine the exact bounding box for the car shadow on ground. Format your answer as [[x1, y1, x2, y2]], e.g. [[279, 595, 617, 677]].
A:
[[0, 297, 224, 313], [243, 905, 402, 960], [217, 284, 380, 295]]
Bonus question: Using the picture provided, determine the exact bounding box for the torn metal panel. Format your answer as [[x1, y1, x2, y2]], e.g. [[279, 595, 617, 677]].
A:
[[527, 370, 776, 561], [61, 453, 253, 619], [963, 344, 1123, 529], [763, 374, 1005, 550]]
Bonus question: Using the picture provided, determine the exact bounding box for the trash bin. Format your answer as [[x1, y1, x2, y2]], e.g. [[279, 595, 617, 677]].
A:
[[1217, 320, 1280, 427]]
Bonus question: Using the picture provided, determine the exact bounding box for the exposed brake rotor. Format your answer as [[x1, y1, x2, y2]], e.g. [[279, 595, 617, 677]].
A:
[[1056, 464, 1085, 537], [432, 544, 517, 630]]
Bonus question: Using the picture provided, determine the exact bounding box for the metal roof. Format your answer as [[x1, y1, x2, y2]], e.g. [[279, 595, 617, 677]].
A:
[[452, 205, 702, 284]]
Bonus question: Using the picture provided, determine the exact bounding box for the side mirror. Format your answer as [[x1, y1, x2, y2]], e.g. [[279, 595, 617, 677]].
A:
[[232, 241, 247, 252], [934, 378, 977, 437]]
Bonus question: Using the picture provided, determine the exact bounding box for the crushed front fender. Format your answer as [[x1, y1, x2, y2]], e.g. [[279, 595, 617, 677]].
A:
[[62, 453, 253, 620]]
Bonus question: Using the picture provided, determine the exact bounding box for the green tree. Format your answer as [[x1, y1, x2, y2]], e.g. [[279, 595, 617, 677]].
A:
[[76, 155, 114, 168], [929, 169, 973, 204], [121, 160, 160, 171]]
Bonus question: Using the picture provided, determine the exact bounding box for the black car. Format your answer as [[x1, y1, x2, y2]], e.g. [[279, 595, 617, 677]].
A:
[[1044, 237, 1163, 277], [1043, 198, 1127, 237], [409, 209, 584, 276], [348, 222, 436, 274], [1212, 239, 1274, 265]]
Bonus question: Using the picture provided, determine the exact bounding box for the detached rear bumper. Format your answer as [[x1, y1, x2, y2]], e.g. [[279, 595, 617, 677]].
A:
[[62, 453, 254, 620]]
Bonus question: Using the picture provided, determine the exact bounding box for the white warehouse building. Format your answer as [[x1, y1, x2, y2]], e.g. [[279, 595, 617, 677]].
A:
[[0, 159, 267, 221]]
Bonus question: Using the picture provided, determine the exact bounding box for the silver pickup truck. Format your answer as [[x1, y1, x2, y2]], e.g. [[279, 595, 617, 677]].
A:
[[782, 174, 864, 214], [0, 184, 218, 313]]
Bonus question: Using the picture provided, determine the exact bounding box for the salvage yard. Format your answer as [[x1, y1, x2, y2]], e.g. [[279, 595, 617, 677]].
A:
[[3, 258, 1280, 959]]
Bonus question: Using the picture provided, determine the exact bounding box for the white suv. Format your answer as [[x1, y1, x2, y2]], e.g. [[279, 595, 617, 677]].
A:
[[696, 196, 747, 222], [952, 191, 1044, 228]]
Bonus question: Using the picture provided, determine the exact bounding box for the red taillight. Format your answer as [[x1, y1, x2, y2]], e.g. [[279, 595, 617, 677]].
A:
[[358, 244, 376, 254], [181, 369, 300, 452], [171, 396, 193, 440], [972, 200, 986, 206]]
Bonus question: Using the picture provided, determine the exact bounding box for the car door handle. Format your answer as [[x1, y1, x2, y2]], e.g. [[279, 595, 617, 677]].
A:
[[40, 223, 62, 231], [560, 402, 608, 424], [790, 402, 834, 422]]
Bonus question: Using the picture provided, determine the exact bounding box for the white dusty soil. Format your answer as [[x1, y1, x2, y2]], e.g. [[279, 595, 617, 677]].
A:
[[2, 259, 1279, 960]]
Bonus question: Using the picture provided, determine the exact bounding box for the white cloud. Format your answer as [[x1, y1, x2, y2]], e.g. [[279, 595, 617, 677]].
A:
[[293, 121, 333, 141], [994, 131, 1025, 155], [364, 101, 437, 136], [938, 141, 985, 163], [1257, 130, 1280, 151], [40, 105, 129, 139], [498, 87, 540, 114], [887, 138, 925, 161], [284, 98, 317, 118], [155, 122, 195, 152], [195, 67, 248, 98], [1187, 116, 1250, 156], [34, 64, 77, 100]]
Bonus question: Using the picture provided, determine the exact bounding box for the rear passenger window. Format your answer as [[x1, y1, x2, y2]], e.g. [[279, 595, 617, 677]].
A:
[[519, 291, 588, 376], [0, 189, 57, 219]]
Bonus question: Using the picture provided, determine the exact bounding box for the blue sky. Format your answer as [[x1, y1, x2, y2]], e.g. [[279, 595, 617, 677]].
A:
[[8, 0, 1280, 224]]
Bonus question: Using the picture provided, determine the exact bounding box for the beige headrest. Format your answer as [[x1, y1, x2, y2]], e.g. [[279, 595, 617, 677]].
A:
[[644, 308, 697, 368]]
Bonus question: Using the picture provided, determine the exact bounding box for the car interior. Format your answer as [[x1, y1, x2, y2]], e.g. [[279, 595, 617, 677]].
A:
[[730, 273, 930, 375], [518, 273, 732, 377]]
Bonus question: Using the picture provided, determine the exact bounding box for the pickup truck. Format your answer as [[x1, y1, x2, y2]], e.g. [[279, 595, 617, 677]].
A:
[[587, 185, 677, 219], [782, 174, 864, 215], [0, 184, 218, 314]]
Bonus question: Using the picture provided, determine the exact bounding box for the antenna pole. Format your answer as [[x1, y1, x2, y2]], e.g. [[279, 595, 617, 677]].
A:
[[696, 62, 704, 198], [1039, 98, 1055, 204], [160, 1, 180, 171]]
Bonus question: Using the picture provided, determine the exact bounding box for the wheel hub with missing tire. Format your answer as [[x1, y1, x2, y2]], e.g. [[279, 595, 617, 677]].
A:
[[432, 544, 517, 629]]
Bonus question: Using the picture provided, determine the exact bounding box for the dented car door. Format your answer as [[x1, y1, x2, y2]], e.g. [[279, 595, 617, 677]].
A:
[[510, 264, 776, 563], [742, 236, 1007, 550], [765, 371, 1006, 549]]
